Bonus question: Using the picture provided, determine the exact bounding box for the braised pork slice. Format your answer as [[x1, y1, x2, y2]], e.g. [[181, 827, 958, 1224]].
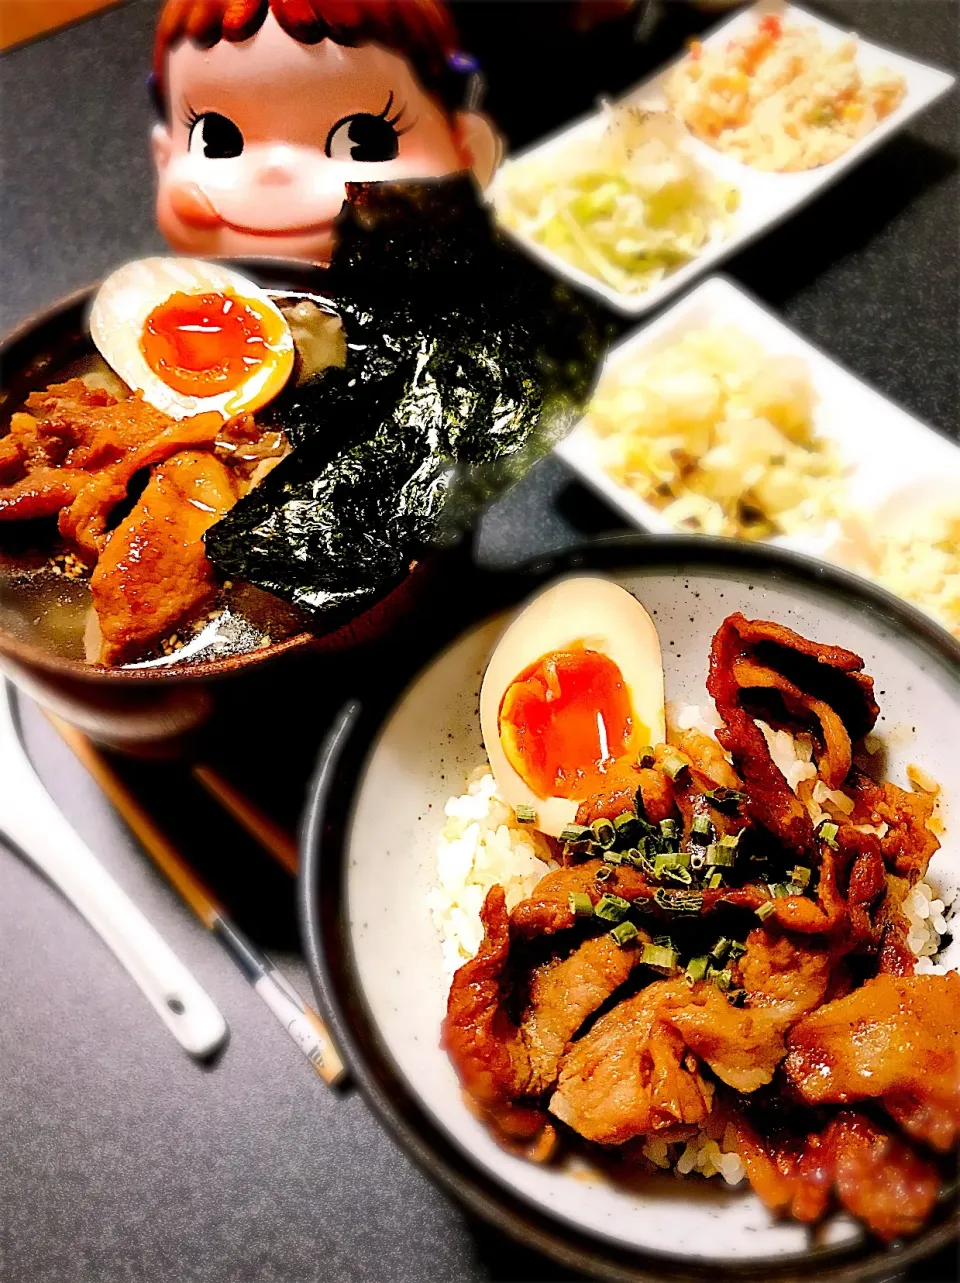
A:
[[60, 413, 223, 556], [442, 886, 543, 1140], [664, 985, 788, 1093], [827, 1113, 941, 1242], [508, 860, 769, 941], [730, 1108, 940, 1241], [575, 761, 649, 827], [0, 467, 89, 521], [665, 931, 840, 1092], [707, 614, 879, 853], [444, 886, 647, 1130], [0, 378, 226, 557], [785, 972, 960, 1152], [849, 771, 940, 879], [739, 927, 847, 1010], [91, 451, 237, 664], [522, 932, 648, 1096], [675, 726, 743, 791], [0, 380, 173, 525], [550, 979, 711, 1144]]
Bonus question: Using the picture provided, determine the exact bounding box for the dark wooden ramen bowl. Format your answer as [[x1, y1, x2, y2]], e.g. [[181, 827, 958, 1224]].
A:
[[0, 260, 430, 743]]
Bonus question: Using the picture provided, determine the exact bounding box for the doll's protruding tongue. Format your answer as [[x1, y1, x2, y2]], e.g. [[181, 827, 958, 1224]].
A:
[[169, 182, 223, 229]]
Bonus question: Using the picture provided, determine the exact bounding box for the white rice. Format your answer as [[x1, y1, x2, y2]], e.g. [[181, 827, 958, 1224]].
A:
[[427, 766, 555, 978], [642, 1120, 746, 1186], [904, 882, 956, 976]]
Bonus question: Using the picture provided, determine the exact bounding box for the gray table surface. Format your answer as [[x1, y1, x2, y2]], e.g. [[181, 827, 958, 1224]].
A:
[[0, 2, 958, 1281]]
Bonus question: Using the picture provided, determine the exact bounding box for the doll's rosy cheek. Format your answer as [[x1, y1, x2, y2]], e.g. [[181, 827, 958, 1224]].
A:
[[168, 181, 223, 229]]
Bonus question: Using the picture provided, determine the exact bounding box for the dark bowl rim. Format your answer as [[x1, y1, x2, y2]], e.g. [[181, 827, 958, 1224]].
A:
[[0, 259, 410, 683], [298, 533, 959, 1283]]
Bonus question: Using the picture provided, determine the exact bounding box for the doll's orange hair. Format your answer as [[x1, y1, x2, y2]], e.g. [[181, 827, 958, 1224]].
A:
[[155, 0, 465, 115]]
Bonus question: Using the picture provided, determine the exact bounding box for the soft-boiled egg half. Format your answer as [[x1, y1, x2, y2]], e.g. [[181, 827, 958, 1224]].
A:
[[89, 258, 295, 420], [479, 576, 666, 838]]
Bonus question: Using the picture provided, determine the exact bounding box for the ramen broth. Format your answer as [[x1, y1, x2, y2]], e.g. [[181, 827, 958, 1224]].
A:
[[0, 555, 310, 668], [0, 561, 92, 663]]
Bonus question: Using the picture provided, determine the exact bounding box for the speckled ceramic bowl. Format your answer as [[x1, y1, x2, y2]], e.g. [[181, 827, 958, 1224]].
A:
[[300, 537, 959, 1282]]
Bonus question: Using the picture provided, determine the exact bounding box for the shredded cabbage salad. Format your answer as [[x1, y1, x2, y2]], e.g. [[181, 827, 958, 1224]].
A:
[[495, 106, 739, 296]]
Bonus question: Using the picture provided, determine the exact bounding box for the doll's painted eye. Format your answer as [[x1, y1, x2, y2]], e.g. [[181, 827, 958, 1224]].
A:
[[189, 112, 244, 160], [325, 112, 402, 163]]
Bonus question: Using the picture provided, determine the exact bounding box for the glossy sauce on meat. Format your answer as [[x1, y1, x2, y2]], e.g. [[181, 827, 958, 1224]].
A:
[[443, 613, 954, 1244]]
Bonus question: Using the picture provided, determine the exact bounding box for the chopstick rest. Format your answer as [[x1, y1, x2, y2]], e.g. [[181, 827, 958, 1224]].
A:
[[0, 680, 228, 1058]]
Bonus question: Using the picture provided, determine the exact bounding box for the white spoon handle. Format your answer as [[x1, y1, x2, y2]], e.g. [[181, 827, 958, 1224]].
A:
[[0, 686, 227, 1058]]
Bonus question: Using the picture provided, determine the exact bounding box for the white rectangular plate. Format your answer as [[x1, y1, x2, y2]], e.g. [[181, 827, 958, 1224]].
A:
[[489, 0, 954, 316], [555, 274, 960, 561]]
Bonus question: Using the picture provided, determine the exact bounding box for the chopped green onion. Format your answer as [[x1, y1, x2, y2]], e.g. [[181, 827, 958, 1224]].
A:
[[768, 882, 791, 899], [595, 864, 615, 882], [709, 937, 731, 964], [559, 824, 591, 843], [718, 832, 741, 851], [690, 850, 706, 871], [653, 853, 679, 879], [703, 787, 747, 811], [614, 810, 639, 838], [789, 865, 812, 889], [594, 893, 631, 923], [664, 865, 693, 886], [653, 934, 675, 948], [515, 804, 537, 824], [635, 813, 659, 838], [662, 752, 689, 782], [591, 818, 616, 849], [660, 818, 679, 841], [818, 821, 839, 849], [564, 838, 594, 857], [641, 943, 679, 971], [654, 888, 704, 914], [568, 891, 594, 917], [637, 748, 656, 769], [756, 900, 777, 921], [727, 940, 747, 960], [706, 871, 724, 889], [611, 920, 640, 947], [705, 843, 736, 868], [710, 968, 733, 992], [604, 849, 624, 866], [690, 814, 714, 844], [630, 851, 657, 877], [685, 955, 709, 985]]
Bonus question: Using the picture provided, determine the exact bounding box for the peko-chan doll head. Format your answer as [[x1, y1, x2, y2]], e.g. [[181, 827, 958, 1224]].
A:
[[151, 0, 500, 263]]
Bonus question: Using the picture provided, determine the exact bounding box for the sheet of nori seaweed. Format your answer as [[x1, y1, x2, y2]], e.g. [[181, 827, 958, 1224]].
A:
[[204, 176, 610, 619]]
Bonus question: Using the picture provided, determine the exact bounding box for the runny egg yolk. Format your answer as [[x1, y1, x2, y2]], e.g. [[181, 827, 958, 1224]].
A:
[[498, 647, 642, 801], [140, 291, 280, 398]]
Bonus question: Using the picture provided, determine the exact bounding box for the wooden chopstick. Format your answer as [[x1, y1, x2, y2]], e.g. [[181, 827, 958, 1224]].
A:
[[48, 716, 344, 1085], [191, 762, 298, 875]]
